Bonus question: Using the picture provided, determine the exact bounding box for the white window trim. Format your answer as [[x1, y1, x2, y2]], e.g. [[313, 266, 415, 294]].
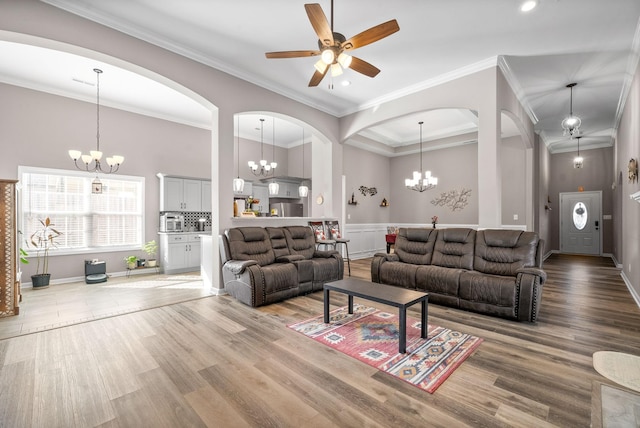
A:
[[18, 166, 146, 257]]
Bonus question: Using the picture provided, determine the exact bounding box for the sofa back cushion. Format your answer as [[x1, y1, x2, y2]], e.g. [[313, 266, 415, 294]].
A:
[[431, 228, 476, 270], [283, 226, 316, 260], [226, 227, 276, 266], [474, 229, 539, 276], [266, 227, 290, 258], [395, 228, 437, 265]]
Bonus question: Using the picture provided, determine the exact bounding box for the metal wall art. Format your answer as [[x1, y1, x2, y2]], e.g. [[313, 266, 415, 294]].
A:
[[431, 188, 472, 212], [358, 186, 378, 196]]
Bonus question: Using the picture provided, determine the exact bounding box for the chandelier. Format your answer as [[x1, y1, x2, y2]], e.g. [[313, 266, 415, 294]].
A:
[[561, 82, 581, 138], [68, 69, 125, 174], [298, 128, 309, 197], [573, 136, 584, 169], [233, 115, 245, 192], [405, 121, 438, 192], [248, 118, 277, 177]]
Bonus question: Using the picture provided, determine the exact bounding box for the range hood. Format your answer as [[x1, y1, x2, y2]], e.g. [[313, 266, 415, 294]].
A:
[[259, 176, 310, 184]]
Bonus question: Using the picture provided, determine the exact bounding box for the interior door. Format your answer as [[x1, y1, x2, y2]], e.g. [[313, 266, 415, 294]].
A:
[[560, 191, 601, 255]]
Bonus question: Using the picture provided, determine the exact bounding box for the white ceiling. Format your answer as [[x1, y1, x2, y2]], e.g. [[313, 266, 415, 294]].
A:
[[2, 0, 639, 154]]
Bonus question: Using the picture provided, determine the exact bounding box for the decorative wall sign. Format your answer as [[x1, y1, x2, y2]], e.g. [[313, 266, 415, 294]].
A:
[[430, 188, 471, 212], [358, 186, 377, 196]]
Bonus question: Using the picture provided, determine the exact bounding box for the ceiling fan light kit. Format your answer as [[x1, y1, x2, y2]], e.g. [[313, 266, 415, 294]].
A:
[[265, 1, 399, 87]]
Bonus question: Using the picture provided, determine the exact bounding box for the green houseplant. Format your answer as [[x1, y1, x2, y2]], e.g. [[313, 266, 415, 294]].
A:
[[142, 240, 158, 267], [28, 217, 62, 288], [124, 255, 138, 270]]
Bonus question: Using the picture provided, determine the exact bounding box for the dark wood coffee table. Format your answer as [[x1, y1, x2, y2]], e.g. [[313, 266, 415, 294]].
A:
[[323, 278, 429, 353]]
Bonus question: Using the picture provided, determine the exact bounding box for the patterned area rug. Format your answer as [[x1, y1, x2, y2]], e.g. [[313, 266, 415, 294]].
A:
[[288, 304, 483, 393]]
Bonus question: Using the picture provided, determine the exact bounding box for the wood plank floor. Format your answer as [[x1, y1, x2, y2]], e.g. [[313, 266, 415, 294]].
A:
[[0, 254, 637, 427]]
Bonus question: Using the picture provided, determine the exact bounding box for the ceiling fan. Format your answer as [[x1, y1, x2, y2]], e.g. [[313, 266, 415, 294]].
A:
[[265, 1, 400, 87]]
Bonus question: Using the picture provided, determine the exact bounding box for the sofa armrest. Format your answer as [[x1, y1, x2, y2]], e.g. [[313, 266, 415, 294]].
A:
[[517, 267, 547, 284], [375, 252, 399, 262], [277, 254, 305, 263], [313, 249, 339, 258], [224, 259, 258, 275], [516, 269, 546, 322], [371, 253, 400, 283]]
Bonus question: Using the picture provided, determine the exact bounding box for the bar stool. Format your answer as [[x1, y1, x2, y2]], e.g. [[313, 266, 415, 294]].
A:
[[325, 220, 351, 276], [308, 221, 335, 251]]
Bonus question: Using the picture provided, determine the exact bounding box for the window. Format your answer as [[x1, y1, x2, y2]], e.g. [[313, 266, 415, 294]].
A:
[[19, 166, 145, 255], [572, 202, 588, 231]]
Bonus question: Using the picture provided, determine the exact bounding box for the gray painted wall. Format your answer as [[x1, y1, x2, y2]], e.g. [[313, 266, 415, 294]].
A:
[[615, 60, 640, 297], [0, 83, 211, 280], [547, 146, 614, 253], [343, 137, 527, 227]]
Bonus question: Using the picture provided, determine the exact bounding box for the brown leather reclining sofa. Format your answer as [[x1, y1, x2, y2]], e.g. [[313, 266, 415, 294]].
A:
[[220, 226, 344, 307], [371, 228, 546, 322]]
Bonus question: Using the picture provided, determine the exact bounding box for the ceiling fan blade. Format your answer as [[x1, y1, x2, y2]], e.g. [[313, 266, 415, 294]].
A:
[[266, 50, 320, 59], [305, 3, 334, 46], [342, 19, 400, 51], [308, 68, 328, 87], [349, 56, 380, 78]]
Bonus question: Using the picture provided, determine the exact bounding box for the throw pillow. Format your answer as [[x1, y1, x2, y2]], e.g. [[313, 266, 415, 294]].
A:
[[330, 227, 341, 239]]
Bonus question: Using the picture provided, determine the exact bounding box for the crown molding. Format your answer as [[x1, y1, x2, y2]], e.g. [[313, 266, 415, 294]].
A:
[[497, 56, 539, 125]]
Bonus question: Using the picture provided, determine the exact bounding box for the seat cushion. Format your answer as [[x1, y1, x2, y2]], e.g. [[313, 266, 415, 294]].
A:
[[459, 270, 516, 308], [379, 261, 418, 289], [260, 263, 299, 294], [416, 265, 461, 297]]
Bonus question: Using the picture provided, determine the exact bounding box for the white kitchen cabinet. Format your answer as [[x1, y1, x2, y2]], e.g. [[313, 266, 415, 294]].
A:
[[160, 233, 204, 274], [158, 175, 204, 211], [275, 182, 300, 198], [251, 184, 270, 215], [201, 180, 212, 212], [183, 179, 202, 211]]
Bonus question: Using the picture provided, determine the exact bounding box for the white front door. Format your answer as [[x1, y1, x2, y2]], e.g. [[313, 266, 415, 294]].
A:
[[560, 191, 601, 255]]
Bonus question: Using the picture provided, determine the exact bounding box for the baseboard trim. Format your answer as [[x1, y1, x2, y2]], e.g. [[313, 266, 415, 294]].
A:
[[620, 270, 640, 309]]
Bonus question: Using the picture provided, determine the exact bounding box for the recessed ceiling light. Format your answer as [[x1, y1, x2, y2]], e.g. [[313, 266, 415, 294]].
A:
[[520, 0, 538, 12], [341, 80, 351, 87]]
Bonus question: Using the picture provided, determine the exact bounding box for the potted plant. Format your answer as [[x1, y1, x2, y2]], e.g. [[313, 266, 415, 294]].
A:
[[124, 255, 138, 270], [28, 217, 62, 288], [142, 240, 158, 267]]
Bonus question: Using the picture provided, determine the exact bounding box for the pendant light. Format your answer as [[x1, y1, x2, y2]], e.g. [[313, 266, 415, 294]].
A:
[[268, 117, 280, 195], [233, 115, 245, 192], [69, 68, 125, 174], [299, 128, 309, 197], [561, 83, 581, 138], [405, 121, 438, 192], [248, 118, 277, 177], [573, 136, 584, 169]]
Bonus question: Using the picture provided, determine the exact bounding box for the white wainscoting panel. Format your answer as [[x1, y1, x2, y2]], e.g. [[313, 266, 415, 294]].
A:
[[343, 223, 527, 260]]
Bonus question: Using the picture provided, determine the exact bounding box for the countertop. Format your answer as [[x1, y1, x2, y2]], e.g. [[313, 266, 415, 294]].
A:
[[158, 231, 212, 235]]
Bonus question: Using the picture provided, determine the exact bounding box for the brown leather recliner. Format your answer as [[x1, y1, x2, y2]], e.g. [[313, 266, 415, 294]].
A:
[[221, 226, 343, 307], [372, 227, 546, 322]]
